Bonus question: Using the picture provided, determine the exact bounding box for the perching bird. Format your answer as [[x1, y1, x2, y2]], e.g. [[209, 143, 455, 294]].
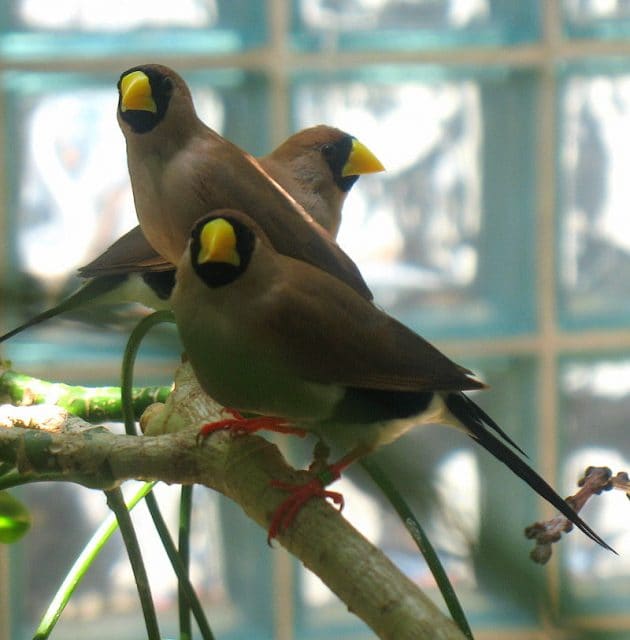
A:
[[171, 209, 612, 550], [0, 125, 382, 343], [79, 123, 380, 276], [260, 125, 368, 238], [115, 63, 381, 299]]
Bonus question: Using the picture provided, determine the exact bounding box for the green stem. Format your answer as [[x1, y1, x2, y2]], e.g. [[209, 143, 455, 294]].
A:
[[120, 310, 175, 436], [360, 457, 475, 640], [104, 312, 175, 639], [32, 482, 155, 640], [105, 488, 161, 640], [119, 311, 214, 639], [0, 369, 171, 423], [144, 490, 215, 640], [178, 485, 194, 640]]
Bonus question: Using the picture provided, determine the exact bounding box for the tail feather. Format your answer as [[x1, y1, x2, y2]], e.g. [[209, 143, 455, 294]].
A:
[[454, 392, 528, 457], [0, 275, 126, 343], [445, 393, 614, 552]]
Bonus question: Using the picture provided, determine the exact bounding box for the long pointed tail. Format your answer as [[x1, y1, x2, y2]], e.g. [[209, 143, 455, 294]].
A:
[[0, 275, 127, 343], [444, 392, 614, 552]]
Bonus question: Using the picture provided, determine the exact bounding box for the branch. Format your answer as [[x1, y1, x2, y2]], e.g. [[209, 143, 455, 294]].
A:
[[0, 365, 465, 640], [0, 365, 170, 422]]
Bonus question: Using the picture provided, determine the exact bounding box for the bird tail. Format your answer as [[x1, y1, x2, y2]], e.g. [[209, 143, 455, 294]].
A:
[[0, 275, 127, 343], [444, 392, 614, 552]]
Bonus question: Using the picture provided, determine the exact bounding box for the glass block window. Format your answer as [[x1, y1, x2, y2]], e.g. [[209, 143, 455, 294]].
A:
[[563, 0, 630, 39], [558, 63, 630, 330], [291, 0, 541, 51], [558, 356, 630, 619], [292, 66, 538, 338], [0, 0, 267, 58], [1, 1, 630, 639]]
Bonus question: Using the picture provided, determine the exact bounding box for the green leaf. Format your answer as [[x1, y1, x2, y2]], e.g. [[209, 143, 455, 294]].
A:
[[0, 490, 31, 543]]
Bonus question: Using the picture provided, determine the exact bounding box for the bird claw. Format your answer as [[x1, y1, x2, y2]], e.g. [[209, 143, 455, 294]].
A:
[[267, 469, 344, 544], [196, 408, 305, 444]]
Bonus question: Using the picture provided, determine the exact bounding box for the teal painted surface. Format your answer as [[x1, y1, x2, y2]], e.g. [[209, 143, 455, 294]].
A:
[[0, 1, 267, 58], [291, 0, 541, 51]]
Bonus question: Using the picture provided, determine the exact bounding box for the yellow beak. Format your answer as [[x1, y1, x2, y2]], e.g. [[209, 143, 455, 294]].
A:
[[120, 70, 157, 113], [198, 218, 241, 267], [342, 139, 385, 177]]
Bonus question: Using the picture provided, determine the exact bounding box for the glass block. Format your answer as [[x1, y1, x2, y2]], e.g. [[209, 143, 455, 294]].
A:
[[11, 482, 275, 639], [291, 0, 541, 51], [563, 0, 630, 40], [0, 68, 268, 377], [291, 66, 538, 340], [558, 354, 630, 623], [291, 357, 566, 635], [557, 62, 630, 330], [0, 0, 266, 58]]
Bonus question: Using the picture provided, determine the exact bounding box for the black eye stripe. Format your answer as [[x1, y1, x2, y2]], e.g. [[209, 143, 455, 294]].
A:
[[190, 216, 256, 288], [320, 135, 356, 193], [118, 66, 173, 134]]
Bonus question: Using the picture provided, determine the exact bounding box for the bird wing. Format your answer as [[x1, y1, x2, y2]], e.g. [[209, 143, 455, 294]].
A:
[[0, 275, 129, 343], [261, 257, 483, 393], [188, 138, 374, 301], [78, 226, 172, 277]]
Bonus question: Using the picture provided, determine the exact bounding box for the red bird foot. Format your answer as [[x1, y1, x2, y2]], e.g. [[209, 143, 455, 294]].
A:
[[267, 465, 345, 543], [197, 408, 306, 443]]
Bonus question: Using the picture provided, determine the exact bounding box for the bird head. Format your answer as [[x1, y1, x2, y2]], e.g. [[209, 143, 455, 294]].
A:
[[117, 64, 188, 134], [323, 133, 385, 193], [270, 125, 384, 194], [189, 211, 258, 288]]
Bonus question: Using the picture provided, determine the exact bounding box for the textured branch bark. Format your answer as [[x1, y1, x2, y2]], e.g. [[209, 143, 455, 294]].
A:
[[0, 365, 465, 640]]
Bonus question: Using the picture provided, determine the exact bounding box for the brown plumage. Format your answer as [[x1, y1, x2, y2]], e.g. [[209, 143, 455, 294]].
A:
[[0, 125, 381, 343], [112, 64, 383, 300], [261, 125, 368, 237], [80, 123, 380, 277], [171, 210, 612, 551]]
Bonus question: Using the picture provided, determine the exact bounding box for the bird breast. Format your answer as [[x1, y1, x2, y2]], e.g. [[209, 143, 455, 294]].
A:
[[171, 260, 343, 422], [128, 139, 214, 264]]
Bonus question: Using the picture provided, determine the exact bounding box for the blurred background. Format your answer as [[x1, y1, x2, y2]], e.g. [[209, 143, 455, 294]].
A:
[[1, 1, 630, 638]]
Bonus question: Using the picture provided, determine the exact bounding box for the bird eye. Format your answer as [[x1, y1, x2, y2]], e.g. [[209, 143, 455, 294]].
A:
[[321, 143, 334, 157], [162, 77, 174, 95]]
